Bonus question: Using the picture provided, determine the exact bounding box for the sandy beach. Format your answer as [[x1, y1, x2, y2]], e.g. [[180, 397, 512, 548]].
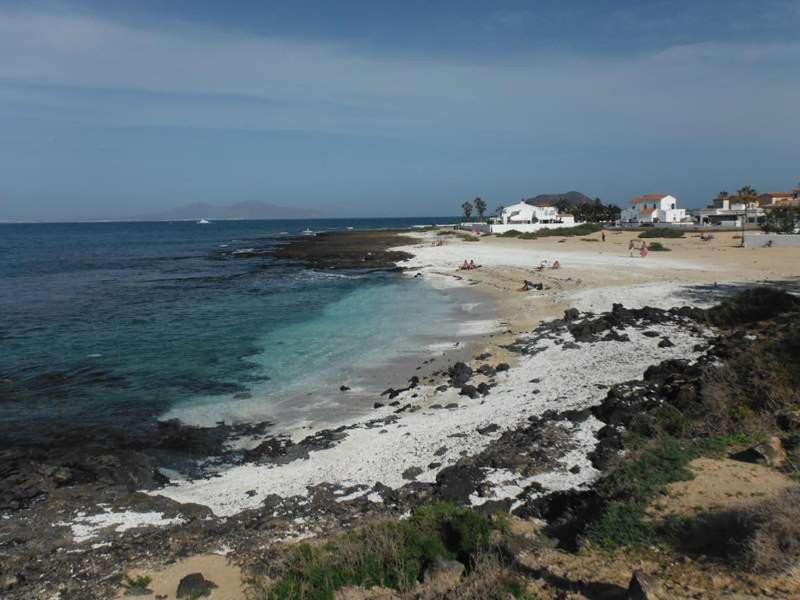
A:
[[6, 227, 800, 599], [151, 229, 799, 517]]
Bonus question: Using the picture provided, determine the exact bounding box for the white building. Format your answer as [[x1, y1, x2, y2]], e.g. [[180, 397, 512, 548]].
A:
[[620, 194, 686, 224], [499, 202, 573, 225], [697, 194, 765, 227], [486, 201, 576, 234]]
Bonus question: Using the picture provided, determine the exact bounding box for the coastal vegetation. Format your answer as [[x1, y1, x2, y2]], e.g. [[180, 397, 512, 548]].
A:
[[496, 223, 603, 239], [574, 288, 800, 570], [638, 228, 685, 238], [473, 197, 487, 220], [761, 206, 800, 234], [647, 241, 670, 251], [552, 197, 620, 223], [250, 503, 533, 599]]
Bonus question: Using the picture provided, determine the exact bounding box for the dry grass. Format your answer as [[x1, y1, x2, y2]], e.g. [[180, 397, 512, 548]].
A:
[[413, 552, 534, 600], [739, 487, 800, 573], [667, 487, 800, 574]]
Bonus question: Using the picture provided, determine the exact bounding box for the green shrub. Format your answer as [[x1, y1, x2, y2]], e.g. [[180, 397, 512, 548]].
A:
[[638, 228, 685, 239], [254, 503, 497, 599], [586, 437, 698, 550], [498, 224, 602, 239], [123, 575, 152, 591], [532, 223, 603, 238], [647, 241, 671, 251]]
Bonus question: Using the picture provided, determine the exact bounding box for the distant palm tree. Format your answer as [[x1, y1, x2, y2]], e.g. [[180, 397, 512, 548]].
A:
[[737, 186, 758, 247], [474, 197, 487, 220], [461, 201, 473, 221], [737, 186, 757, 203]]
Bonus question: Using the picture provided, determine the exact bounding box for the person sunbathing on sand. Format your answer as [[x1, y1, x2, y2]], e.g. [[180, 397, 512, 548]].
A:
[[551, 260, 560, 269], [519, 280, 543, 291], [459, 260, 470, 270], [469, 259, 477, 270]]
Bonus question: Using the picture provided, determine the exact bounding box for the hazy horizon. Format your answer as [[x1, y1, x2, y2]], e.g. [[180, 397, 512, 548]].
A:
[[1, 1, 798, 221]]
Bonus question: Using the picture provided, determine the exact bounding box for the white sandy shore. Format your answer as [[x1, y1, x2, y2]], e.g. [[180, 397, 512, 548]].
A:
[[149, 234, 714, 517], [107, 229, 798, 524], [154, 321, 705, 517]]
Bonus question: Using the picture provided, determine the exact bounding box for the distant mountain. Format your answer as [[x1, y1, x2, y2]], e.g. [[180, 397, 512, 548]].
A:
[[139, 200, 325, 221], [524, 191, 594, 207]]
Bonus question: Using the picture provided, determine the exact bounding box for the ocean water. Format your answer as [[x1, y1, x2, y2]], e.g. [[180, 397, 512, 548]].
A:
[[0, 218, 459, 441]]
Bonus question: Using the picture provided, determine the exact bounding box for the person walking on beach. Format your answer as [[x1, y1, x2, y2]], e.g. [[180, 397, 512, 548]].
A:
[[601, 230, 606, 242], [628, 239, 635, 257], [640, 241, 648, 258]]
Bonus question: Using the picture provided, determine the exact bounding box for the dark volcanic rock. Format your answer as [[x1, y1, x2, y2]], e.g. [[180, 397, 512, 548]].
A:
[[495, 363, 510, 372], [448, 362, 473, 386], [476, 364, 496, 377], [476, 423, 500, 435], [273, 230, 416, 270], [176, 573, 217, 599], [516, 489, 605, 551], [402, 466, 424, 480], [434, 465, 485, 503], [459, 385, 480, 399]]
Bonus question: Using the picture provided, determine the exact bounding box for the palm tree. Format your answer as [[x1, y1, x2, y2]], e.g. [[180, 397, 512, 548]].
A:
[[554, 198, 572, 214], [474, 197, 487, 220], [737, 186, 757, 204], [461, 201, 473, 221], [737, 186, 758, 247]]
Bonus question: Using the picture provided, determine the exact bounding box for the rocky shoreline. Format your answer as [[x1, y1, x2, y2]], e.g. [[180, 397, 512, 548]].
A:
[[0, 303, 710, 597], [2, 230, 799, 599], [273, 229, 418, 270]]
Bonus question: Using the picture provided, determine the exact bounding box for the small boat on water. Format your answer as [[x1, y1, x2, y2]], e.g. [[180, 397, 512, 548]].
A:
[[302, 229, 315, 236], [197, 218, 211, 224]]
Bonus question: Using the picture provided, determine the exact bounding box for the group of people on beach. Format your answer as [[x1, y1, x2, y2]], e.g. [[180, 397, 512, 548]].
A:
[[459, 259, 479, 270], [535, 259, 560, 271], [628, 240, 649, 258]]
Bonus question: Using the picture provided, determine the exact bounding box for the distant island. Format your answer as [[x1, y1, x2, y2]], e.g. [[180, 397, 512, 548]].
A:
[[138, 200, 326, 221]]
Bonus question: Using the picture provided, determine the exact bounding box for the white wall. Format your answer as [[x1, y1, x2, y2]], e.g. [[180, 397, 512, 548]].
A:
[[744, 233, 800, 248]]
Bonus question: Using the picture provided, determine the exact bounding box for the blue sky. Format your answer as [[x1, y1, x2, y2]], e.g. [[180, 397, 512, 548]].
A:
[[1, 1, 799, 220]]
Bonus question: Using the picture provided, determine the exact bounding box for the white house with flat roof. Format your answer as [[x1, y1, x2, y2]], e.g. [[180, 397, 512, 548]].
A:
[[486, 201, 575, 233], [499, 201, 574, 225], [620, 194, 686, 224], [697, 193, 764, 227]]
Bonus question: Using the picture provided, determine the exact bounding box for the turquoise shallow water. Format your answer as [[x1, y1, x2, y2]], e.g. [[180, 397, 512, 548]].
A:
[[0, 218, 457, 441]]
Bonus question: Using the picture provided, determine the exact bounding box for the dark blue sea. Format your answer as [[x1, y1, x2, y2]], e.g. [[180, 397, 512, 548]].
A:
[[0, 218, 459, 441]]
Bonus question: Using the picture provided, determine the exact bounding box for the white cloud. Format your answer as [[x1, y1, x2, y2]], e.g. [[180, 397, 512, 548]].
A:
[[0, 9, 798, 143]]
